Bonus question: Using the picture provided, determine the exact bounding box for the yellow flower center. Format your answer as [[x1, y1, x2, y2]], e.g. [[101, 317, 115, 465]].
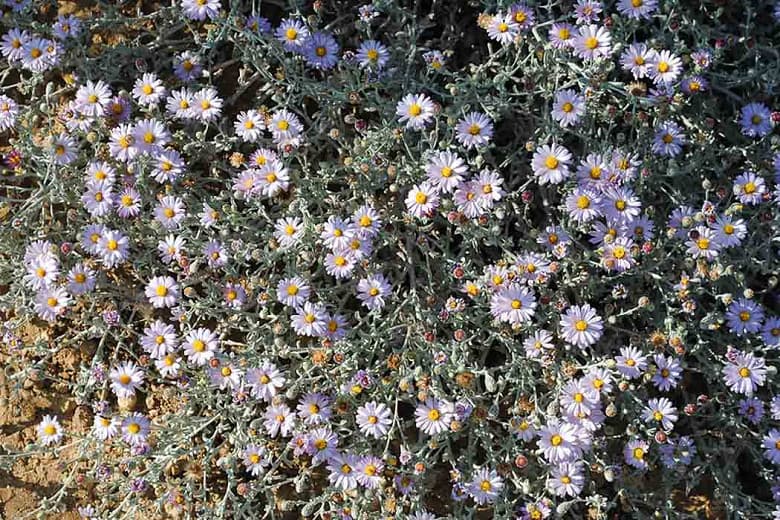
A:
[[277, 120, 289, 131], [696, 238, 710, 250], [127, 423, 140, 434], [142, 84, 153, 95], [107, 239, 118, 251], [653, 410, 663, 421], [584, 37, 598, 50], [249, 453, 260, 464], [143, 132, 155, 144], [613, 246, 626, 259], [286, 285, 299, 296], [468, 123, 481, 136], [427, 409, 440, 421], [633, 447, 644, 460], [562, 102, 573, 113], [511, 299, 522, 310], [163, 208, 175, 218], [739, 367, 750, 378], [576, 195, 590, 209], [657, 62, 669, 73], [408, 104, 422, 116], [415, 192, 428, 205], [192, 339, 205, 352], [480, 480, 492, 491], [367, 49, 378, 61], [369, 287, 380, 296], [550, 434, 563, 446], [285, 28, 298, 41], [544, 156, 559, 169], [315, 47, 326, 57], [574, 320, 588, 332], [47, 297, 58, 307], [118, 374, 131, 385], [743, 181, 756, 194]]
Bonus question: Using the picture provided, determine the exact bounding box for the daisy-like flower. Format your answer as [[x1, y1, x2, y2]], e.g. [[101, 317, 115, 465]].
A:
[[37, 415, 64, 446], [723, 351, 767, 396], [509, 2, 536, 29], [35, 286, 70, 322], [324, 250, 356, 280], [573, 24, 611, 60], [552, 89, 586, 127], [523, 329, 555, 359], [761, 317, 780, 349], [321, 217, 355, 250], [560, 379, 599, 417], [191, 87, 223, 122], [548, 462, 585, 497], [327, 454, 359, 490], [234, 109, 265, 142], [356, 274, 392, 311], [152, 149, 186, 184], [423, 50, 446, 70], [352, 205, 382, 238], [154, 195, 186, 229], [132, 73, 166, 106], [396, 93, 436, 130], [222, 283, 247, 309], [616, 346, 648, 378], [560, 304, 603, 349], [574, 0, 602, 23], [733, 171, 766, 205], [180, 0, 221, 21], [183, 327, 220, 366], [0, 94, 18, 132], [726, 298, 765, 336], [109, 361, 145, 398], [548, 22, 575, 49], [133, 118, 170, 154], [121, 413, 151, 445], [686, 226, 721, 261], [455, 112, 494, 149], [275, 18, 309, 51], [303, 31, 340, 70], [82, 181, 114, 217], [356, 401, 392, 438], [291, 301, 328, 337], [155, 353, 181, 377], [566, 188, 602, 224], [652, 354, 682, 391], [538, 421, 581, 463], [75, 80, 112, 117], [532, 143, 572, 185], [50, 133, 78, 165], [199, 203, 220, 228], [246, 362, 286, 402], [307, 427, 339, 465], [738, 397, 764, 425], [106, 95, 131, 122], [602, 186, 641, 224], [243, 444, 269, 476], [763, 429, 780, 464], [1, 28, 30, 63], [426, 151, 468, 194], [468, 467, 503, 505], [617, 0, 658, 19], [415, 397, 453, 435], [24, 254, 59, 290], [490, 284, 537, 326], [486, 13, 519, 46], [141, 320, 178, 359], [273, 216, 304, 248], [323, 312, 349, 341], [21, 37, 58, 72], [269, 109, 303, 141], [208, 359, 242, 390], [648, 50, 682, 85], [712, 214, 747, 247], [740, 102, 773, 138], [173, 51, 202, 82], [158, 234, 186, 264], [277, 276, 310, 307], [145, 276, 179, 308], [93, 415, 120, 441], [681, 75, 709, 94], [355, 455, 385, 489], [620, 43, 654, 79], [66, 263, 96, 295], [356, 40, 389, 69], [256, 160, 290, 197], [83, 161, 116, 186], [108, 123, 138, 162], [264, 403, 295, 438], [406, 183, 440, 218], [203, 240, 229, 268], [624, 439, 650, 470], [475, 170, 504, 208], [297, 392, 332, 425], [643, 397, 678, 431], [452, 182, 484, 218], [166, 88, 195, 119], [652, 121, 685, 157]]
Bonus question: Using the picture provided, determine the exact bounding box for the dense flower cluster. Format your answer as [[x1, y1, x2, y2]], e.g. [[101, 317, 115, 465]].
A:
[[2, 0, 780, 518]]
